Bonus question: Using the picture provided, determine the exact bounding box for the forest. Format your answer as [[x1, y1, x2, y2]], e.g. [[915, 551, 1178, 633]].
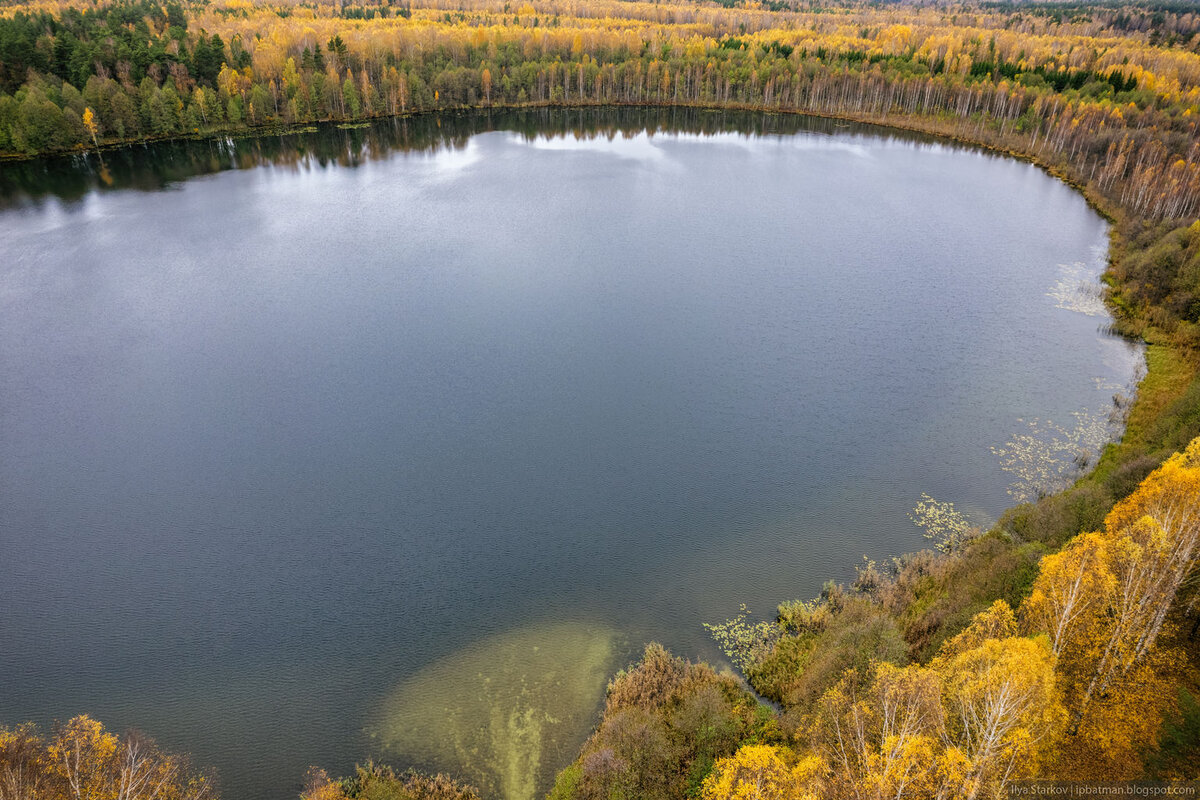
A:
[[2, 0, 1200, 796], [3, 0, 1200, 225]]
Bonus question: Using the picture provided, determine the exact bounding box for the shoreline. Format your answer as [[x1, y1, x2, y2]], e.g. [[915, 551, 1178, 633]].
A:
[[3, 101, 1196, 795], [6, 98, 1181, 453]]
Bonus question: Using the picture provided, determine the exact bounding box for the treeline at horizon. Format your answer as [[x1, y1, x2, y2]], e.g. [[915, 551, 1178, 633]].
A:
[[3, 0, 1200, 224]]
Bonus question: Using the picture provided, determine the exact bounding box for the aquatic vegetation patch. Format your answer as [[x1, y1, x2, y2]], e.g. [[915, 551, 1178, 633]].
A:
[[1048, 261, 1108, 317], [369, 622, 620, 800], [992, 410, 1115, 503], [908, 493, 984, 554]]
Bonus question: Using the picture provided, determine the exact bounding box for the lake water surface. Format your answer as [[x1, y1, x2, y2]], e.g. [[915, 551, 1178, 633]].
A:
[[0, 108, 1143, 800]]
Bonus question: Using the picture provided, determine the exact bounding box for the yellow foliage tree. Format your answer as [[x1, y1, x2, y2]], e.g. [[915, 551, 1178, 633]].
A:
[[0, 723, 52, 800], [808, 603, 1063, 800], [1053, 657, 1176, 779], [1021, 435, 1200, 777], [48, 715, 120, 800], [1098, 436, 1200, 680], [0, 715, 213, 800], [82, 107, 98, 145], [1022, 532, 1115, 659], [936, 600, 1018, 658], [812, 664, 952, 800], [300, 767, 348, 800], [934, 633, 1065, 799], [701, 745, 822, 800]]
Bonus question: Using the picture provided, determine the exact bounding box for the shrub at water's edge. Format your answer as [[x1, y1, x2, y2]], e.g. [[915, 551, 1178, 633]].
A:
[[300, 763, 481, 800]]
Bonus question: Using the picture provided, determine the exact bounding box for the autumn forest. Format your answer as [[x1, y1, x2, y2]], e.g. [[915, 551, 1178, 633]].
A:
[[2, 0, 1200, 796]]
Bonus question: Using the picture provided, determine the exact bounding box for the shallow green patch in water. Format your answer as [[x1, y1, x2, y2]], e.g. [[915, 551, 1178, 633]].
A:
[[369, 622, 620, 800]]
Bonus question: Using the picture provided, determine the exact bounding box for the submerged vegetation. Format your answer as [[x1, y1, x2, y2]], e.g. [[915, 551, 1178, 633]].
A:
[[368, 623, 620, 800], [1, 0, 1200, 796]]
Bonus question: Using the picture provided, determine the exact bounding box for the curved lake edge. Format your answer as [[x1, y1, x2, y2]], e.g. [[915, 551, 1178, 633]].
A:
[[0, 101, 1129, 222], [2, 100, 1158, 475], [3, 104, 1192, 797], [0, 97, 1153, 215]]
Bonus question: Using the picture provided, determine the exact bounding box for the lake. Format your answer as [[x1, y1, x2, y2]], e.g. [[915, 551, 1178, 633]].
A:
[[0, 108, 1143, 800]]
